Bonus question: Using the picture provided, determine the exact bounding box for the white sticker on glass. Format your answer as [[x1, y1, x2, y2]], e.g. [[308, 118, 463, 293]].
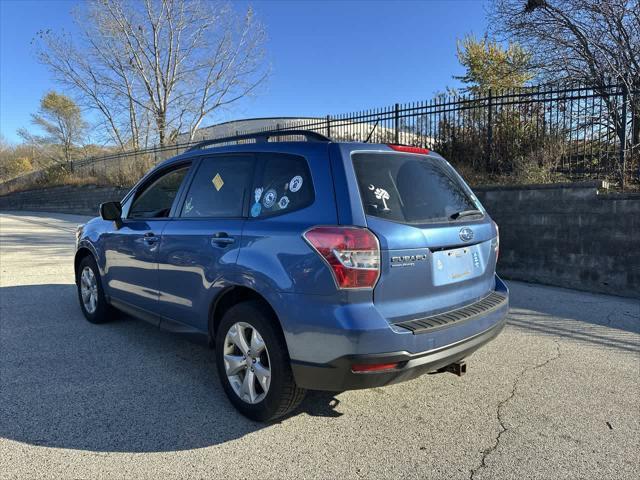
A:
[[184, 197, 193, 214], [278, 196, 290, 209], [368, 184, 391, 211], [262, 189, 277, 208], [289, 175, 303, 193], [254, 187, 264, 204]]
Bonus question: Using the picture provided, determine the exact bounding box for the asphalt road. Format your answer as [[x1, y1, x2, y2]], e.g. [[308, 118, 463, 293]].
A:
[[1, 211, 639, 480]]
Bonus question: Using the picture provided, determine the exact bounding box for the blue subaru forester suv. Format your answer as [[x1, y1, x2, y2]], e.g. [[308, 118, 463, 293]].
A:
[[75, 131, 508, 421]]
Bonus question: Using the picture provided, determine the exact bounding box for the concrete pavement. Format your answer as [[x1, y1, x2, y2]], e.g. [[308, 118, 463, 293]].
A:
[[1, 211, 638, 479]]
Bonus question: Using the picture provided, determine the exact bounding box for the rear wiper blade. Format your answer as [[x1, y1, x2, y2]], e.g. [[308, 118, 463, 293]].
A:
[[450, 209, 483, 220]]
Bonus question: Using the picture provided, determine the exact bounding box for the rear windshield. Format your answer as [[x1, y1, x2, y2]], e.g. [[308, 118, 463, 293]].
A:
[[352, 152, 479, 224]]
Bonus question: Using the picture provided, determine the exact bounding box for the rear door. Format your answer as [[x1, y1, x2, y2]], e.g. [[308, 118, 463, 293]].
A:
[[156, 154, 255, 331], [349, 150, 498, 324]]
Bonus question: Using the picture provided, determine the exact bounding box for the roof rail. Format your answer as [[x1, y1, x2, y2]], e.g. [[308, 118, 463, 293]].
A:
[[186, 129, 331, 152]]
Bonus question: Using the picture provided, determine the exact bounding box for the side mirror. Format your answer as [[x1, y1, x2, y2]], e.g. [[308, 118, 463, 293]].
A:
[[100, 201, 122, 224]]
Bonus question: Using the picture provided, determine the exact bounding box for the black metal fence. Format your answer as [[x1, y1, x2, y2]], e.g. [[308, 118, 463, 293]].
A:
[[2, 80, 638, 194], [249, 82, 639, 188]]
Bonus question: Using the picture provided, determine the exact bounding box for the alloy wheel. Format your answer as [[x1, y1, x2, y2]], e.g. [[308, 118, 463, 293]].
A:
[[223, 322, 271, 404], [80, 266, 98, 314]]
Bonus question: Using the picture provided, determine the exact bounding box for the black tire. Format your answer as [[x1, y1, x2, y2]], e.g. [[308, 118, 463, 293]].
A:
[[215, 300, 306, 422], [76, 255, 112, 324]]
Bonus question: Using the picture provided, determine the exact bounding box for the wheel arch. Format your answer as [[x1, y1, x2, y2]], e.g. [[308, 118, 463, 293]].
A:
[[74, 247, 96, 283], [209, 286, 288, 352]]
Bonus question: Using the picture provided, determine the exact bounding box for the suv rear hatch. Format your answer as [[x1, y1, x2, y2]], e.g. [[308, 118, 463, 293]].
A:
[[350, 149, 499, 326]]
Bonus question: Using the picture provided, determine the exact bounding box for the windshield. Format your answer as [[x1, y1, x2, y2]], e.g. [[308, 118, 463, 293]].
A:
[[352, 152, 480, 224]]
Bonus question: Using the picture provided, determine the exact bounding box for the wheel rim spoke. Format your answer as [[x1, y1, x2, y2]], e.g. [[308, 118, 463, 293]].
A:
[[253, 363, 271, 391], [229, 324, 250, 355], [250, 329, 266, 355], [224, 354, 247, 376], [241, 369, 257, 403]]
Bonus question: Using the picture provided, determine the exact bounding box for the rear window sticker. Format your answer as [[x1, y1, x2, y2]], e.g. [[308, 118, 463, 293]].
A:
[[368, 184, 391, 211], [184, 197, 194, 214], [289, 175, 303, 192], [251, 202, 262, 217], [254, 187, 263, 203], [212, 173, 224, 191], [262, 189, 277, 208], [250, 187, 264, 217], [278, 196, 290, 209]]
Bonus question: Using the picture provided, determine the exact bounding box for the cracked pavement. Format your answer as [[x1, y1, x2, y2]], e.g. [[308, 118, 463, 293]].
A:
[[470, 341, 563, 480], [1, 211, 639, 479]]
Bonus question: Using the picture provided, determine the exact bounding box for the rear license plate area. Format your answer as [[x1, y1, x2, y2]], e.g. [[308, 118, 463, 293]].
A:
[[432, 246, 480, 286]]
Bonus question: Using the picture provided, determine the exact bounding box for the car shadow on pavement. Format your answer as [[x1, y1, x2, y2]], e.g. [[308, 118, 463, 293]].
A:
[[0, 284, 342, 453]]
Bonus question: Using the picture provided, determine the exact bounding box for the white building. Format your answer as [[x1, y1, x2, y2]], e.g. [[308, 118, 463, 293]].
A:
[[179, 116, 431, 146], [177, 117, 324, 143]]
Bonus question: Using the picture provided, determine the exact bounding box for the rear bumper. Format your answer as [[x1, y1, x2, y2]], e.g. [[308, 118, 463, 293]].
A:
[[291, 313, 506, 391], [284, 275, 509, 391]]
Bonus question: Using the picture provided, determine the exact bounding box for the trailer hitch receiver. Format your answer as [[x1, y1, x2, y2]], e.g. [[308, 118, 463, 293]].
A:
[[442, 360, 467, 377]]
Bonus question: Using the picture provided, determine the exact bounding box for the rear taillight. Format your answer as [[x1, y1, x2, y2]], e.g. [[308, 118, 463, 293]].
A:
[[387, 144, 430, 155], [303, 226, 380, 289], [492, 221, 500, 260]]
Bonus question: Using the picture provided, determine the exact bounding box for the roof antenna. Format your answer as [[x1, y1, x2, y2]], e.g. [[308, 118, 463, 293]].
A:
[[364, 119, 380, 143]]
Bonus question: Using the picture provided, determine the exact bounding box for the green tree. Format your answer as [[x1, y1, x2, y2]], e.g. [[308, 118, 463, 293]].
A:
[[455, 34, 535, 93], [0, 137, 34, 180], [19, 91, 86, 167], [449, 36, 550, 177]]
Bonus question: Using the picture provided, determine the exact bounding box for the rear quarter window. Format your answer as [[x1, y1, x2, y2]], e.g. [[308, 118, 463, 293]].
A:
[[352, 152, 478, 224], [250, 153, 314, 218]]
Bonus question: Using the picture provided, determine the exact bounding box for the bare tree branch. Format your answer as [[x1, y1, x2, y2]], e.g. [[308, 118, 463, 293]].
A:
[[36, 0, 268, 147]]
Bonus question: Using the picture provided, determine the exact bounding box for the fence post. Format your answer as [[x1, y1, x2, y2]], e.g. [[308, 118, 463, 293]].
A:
[[394, 103, 400, 144], [486, 88, 493, 172], [619, 83, 628, 190], [326, 115, 331, 138]]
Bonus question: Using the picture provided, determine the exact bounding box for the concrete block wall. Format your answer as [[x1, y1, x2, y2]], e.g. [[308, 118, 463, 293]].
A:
[[0, 185, 129, 216], [0, 182, 638, 298], [475, 182, 640, 298]]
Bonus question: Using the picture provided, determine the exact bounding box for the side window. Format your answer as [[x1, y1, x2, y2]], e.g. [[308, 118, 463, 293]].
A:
[[250, 153, 314, 218], [180, 155, 254, 218], [129, 165, 190, 219]]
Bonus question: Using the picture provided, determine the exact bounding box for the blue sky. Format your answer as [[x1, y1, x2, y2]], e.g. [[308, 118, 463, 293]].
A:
[[0, 0, 489, 143]]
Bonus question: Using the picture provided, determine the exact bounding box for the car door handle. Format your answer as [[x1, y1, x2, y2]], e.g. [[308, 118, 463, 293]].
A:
[[211, 233, 235, 247], [143, 232, 159, 244]]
